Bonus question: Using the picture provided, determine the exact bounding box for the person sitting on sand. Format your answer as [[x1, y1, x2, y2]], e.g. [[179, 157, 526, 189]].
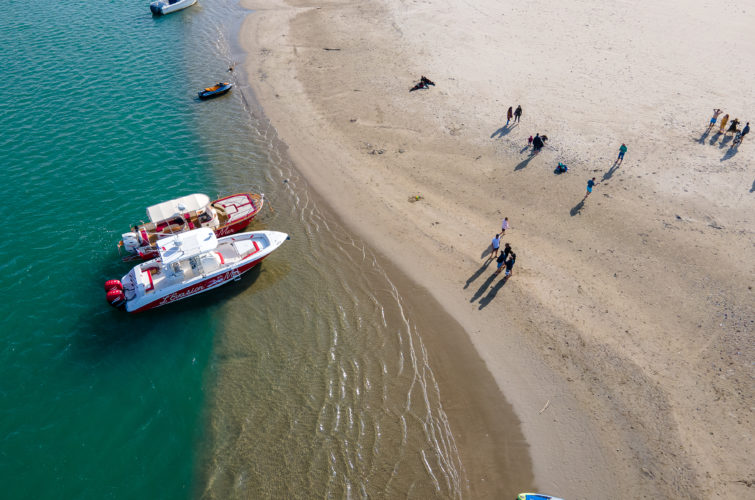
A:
[[420, 76, 435, 86]]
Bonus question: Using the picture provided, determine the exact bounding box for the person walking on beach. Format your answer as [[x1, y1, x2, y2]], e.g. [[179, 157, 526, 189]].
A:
[[506, 106, 513, 126], [504, 252, 516, 277], [617, 143, 628, 163], [491, 233, 501, 258], [501, 217, 510, 234], [718, 114, 729, 134], [708, 108, 723, 130], [584, 177, 596, 199], [741, 122, 750, 143], [528, 135, 533, 146], [514, 105, 522, 123]]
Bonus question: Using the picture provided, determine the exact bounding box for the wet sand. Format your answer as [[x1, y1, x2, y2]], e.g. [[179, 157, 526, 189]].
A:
[[238, 0, 754, 497]]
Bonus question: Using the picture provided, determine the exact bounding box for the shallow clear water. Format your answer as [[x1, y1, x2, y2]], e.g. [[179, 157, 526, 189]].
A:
[[0, 1, 523, 498]]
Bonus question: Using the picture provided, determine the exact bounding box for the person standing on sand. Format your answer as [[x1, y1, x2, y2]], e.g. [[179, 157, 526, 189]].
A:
[[514, 105, 522, 123], [494, 244, 512, 275], [741, 122, 750, 143], [718, 114, 729, 134], [494, 251, 506, 275], [708, 108, 723, 130], [504, 253, 516, 277], [726, 118, 740, 135], [506, 106, 513, 126], [501, 217, 509, 234], [532, 133, 544, 153], [584, 177, 596, 199], [617, 143, 628, 162], [491, 234, 501, 258]]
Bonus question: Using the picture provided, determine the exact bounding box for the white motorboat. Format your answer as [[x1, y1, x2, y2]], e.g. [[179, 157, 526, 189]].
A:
[[119, 192, 264, 261], [150, 0, 196, 16], [105, 228, 288, 313]]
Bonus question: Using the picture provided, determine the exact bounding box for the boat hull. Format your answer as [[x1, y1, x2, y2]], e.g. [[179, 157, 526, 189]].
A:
[[127, 254, 265, 313], [117, 230, 288, 313], [198, 85, 232, 99], [150, 0, 196, 15]]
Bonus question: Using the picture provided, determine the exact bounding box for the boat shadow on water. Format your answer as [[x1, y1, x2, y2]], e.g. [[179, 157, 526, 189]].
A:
[[78, 259, 289, 356]]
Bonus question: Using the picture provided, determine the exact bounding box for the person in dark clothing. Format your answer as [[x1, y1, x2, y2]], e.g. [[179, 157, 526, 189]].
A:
[[532, 133, 544, 152], [494, 243, 512, 275], [514, 105, 522, 122], [726, 118, 740, 135], [741, 122, 750, 142], [506, 106, 513, 126], [504, 253, 516, 277]]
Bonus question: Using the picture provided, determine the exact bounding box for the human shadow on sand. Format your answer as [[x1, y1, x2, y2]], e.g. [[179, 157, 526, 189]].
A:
[[602, 160, 621, 181], [465, 258, 494, 289], [721, 147, 738, 161], [480, 243, 494, 260], [570, 200, 585, 216], [708, 131, 723, 145], [470, 272, 498, 302], [718, 135, 733, 149], [750, 178, 755, 193], [478, 276, 509, 309], [514, 153, 536, 171], [697, 129, 711, 144], [491, 123, 518, 138]]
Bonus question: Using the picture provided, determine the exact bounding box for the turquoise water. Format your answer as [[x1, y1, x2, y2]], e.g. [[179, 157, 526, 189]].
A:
[[0, 1, 239, 497], [0, 1, 529, 498]]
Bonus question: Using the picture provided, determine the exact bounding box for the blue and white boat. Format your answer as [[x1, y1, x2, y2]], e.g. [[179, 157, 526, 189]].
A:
[[150, 0, 196, 16], [517, 494, 564, 500]]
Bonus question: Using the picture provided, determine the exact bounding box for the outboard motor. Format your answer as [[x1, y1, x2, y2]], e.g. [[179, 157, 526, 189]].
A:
[[150, 1, 165, 15], [105, 280, 126, 308], [121, 232, 141, 253]]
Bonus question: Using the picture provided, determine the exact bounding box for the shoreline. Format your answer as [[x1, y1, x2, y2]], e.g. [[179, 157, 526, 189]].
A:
[[238, 0, 754, 497]]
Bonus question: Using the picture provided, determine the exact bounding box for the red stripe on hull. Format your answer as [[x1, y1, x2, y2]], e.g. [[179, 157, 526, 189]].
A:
[[129, 256, 267, 313]]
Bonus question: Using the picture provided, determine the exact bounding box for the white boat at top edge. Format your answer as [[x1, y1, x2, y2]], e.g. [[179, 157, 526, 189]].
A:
[[105, 228, 288, 313], [150, 0, 196, 16]]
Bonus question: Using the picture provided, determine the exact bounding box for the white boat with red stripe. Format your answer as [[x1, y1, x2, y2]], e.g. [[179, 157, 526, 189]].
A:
[[119, 192, 264, 262], [105, 228, 288, 313]]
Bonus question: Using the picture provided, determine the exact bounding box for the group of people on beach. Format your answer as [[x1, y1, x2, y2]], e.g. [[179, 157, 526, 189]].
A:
[[506, 105, 523, 126], [708, 109, 750, 147]]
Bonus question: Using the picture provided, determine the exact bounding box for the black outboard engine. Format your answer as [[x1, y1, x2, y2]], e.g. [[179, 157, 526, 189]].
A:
[[150, 1, 165, 15]]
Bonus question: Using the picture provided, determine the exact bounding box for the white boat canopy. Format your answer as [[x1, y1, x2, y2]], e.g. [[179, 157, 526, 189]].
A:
[[157, 228, 217, 264], [146, 193, 210, 222]]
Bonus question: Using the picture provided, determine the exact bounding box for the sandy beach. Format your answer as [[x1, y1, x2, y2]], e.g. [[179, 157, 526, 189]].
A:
[[239, 0, 754, 497]]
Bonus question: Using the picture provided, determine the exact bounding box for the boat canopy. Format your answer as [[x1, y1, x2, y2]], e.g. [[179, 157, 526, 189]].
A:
[[157, 228, 217, 264], [146, 193, 210, 222]]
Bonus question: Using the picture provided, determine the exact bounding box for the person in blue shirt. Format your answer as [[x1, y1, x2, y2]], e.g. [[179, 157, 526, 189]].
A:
[[617, 143, 628, 162], [584, 177, 596, 199]]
